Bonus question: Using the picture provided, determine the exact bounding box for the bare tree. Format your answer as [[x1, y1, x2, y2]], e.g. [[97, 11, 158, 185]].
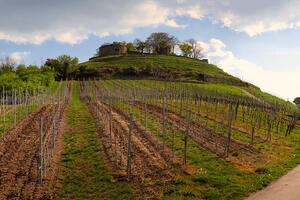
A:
[[194, 45, 204, 59], [133, 39, 147, 53], [186, 38, 204, 59], [0, 56, 16, 73]]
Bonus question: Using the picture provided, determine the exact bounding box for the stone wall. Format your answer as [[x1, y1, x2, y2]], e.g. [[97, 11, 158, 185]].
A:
[[99, 44, 127, 57]]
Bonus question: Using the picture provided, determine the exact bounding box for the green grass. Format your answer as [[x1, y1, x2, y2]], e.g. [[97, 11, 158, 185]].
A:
[[89, 54, 224, 75], [56, 82, 134, 200], [242, 87, 298, 111], [81, 54, 249, 86], [120, 100, 300, 200], [58, 80, 299, 199]]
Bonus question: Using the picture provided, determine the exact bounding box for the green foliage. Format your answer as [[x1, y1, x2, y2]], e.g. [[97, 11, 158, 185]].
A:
[[0, 64, 55, 93], [134, 39, 147, 53], [16, 64, 26, 75], [0, 72, 23, 90], [126, 42, 135, 51], [57, 55, 79, 65], [46, 54, 79, 80], [112, 41, 125, 46], [179, 43, 193, 57], [146, 32, 178, 55], [0, 56, 16, 74]]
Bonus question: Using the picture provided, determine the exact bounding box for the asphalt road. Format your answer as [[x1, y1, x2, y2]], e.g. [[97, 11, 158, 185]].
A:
[[246, 165, 300, 200]]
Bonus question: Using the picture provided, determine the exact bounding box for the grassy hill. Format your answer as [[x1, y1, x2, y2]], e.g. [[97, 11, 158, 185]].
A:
[[80, 54, 254, 87]]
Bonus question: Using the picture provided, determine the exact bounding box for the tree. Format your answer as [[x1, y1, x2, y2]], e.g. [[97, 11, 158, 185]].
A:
[[126, 42, 135, 52], [16, 64, 26, 76], [113, 41, 126, 46], [134, 39, 147, 53], [186, 38, 204, 59], [194, 46, 204, 59], [294, 97, 300, 108], [146, 32, 178, 55], [46, 55, 78, 80], [179, 43, 193, 57], [57, 55, 78, 66], [0, 56, 16, 74]]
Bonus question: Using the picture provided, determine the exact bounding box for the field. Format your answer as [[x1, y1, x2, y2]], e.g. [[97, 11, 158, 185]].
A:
[[0, 80, 298, 199]]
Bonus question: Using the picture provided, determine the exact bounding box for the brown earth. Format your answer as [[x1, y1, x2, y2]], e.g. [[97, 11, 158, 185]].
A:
[[0, 83, 71, 199]]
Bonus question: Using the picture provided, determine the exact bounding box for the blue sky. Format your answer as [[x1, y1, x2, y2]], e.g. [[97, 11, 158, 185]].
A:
[[0, 0, 299, 101]]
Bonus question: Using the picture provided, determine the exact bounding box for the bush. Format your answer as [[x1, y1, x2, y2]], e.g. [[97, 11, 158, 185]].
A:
[[122, 67, 138, 76]]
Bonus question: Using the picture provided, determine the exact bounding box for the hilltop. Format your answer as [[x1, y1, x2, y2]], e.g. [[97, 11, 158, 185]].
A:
[[78, 54, 255, 87]]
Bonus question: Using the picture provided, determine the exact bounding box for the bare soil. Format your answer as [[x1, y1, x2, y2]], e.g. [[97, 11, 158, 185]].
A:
[[0, 84, 71, 199]]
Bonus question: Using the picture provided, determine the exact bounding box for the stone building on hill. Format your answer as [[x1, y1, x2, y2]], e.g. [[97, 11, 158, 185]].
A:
[[98, 43, 127, 57]]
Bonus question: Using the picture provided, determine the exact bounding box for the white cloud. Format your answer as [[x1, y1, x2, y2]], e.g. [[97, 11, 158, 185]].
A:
[[0, 0, 181, 45], [10, 52, 31, 63], [164, 0, 300, 36], [2, 1, 300, 44], [164, 19, 186, 28], [0, 0, 173, 45], [200, 38, 300, 100], [176, 5, 205, 20]]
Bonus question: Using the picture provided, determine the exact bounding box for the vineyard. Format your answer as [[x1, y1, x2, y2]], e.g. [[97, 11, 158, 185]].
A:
[[0, 80, 299, 199]]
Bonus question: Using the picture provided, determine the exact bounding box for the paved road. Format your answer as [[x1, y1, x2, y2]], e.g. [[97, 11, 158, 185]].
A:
[[238, 88, 271, 107], [246, 165, 300, 200]]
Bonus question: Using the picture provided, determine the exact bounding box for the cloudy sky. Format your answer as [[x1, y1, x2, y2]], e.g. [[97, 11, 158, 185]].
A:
[[0, 0, 299, 101]]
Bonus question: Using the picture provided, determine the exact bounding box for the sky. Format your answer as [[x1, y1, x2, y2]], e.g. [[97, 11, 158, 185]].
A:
[[0, 0, 299, 101]]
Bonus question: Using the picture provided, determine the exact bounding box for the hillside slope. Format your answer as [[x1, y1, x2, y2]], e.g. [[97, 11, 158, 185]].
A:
[[79, 54, 254, 87], [77, 54, 297, 110]]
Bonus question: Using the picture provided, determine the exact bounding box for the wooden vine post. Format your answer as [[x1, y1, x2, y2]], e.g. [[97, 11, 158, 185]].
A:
[[183, 110, 191, 165], [109, 95, 113, 148], [127, 113, 133, 180], [14, 89, 16, 129], [38, 117, 43, 184], [144, 91, 147, 134], [162, 97, 166, 149], [224, 102, 233, 157], [2, 86, 5, 138]]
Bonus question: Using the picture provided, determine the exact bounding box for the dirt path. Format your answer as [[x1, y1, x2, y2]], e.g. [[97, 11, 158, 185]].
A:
[[246, 165, 300, 200]]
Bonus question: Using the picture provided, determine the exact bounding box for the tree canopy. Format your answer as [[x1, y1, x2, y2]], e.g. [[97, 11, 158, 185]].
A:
[[0, 56, 55, 93], [179, 43, 193, 57], [146, 32, 178, 55], [45, 55, 79, 80]]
